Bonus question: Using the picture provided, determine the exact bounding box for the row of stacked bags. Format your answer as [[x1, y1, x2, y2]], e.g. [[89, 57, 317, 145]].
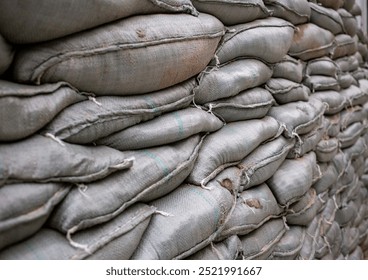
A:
[[1, 0, 368, 260]]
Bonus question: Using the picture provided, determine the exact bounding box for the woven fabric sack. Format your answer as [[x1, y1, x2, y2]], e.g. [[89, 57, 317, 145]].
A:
[[97, 107, 223, 150], [42, 79, 195, 144], [0, 34, 13, 75], [131, 184, 233, 260], [0, 81, 86, 141], [264, 0, 311, 25], [305, 56, 339, 77], [272, 55, 304, 83], [194, 59, 273, 104], [0, 183, 70, 251], [0, 135, 133, 186], [310, 90, 345, 115], [190, 0, 269, 25], [266, 78, 310, 104], [202, 87, 275, 122], [210, 17, 294, 65], [187, 116, 281, 186], [0, 204, 155, 260], [49, 135, 204, 235], [0, 0, 198, 44], [13, 13, 224, 96], [289, 23, 335, 61], [309, 2, 345, 35]]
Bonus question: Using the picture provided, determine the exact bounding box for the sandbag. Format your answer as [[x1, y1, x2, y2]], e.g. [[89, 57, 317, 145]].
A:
[[0, 183, 70, 251], [264, 0, 311, 25], [305, 57, 339, 77], [338, 122, 365, 148], [219, 183, 284, 239], [318, 221, 343, 259], [0, 203, 155, 260], [358, 79, 368, 99], [335, 202, 358, 227], [298, 216, 320, 259], [97, 107, 223, 150], [0, 0, 198, 44], [340, 106, 366, 129], [202, 87, 275, 122], [358, 43, 368, 62], [326, 114, 341, 137], [343, 137, 367, 163], [266, 152, 319, 206], [309, 2, 345, 35], [287, 119, 327, 159], [313, 162, 339, 194], [331, 34, 358, 59], [190, 0, 269, 25], [267, 99, 327, 138], [289, 23, 335, 61], [268, 226, 306, 260], [347, 246, 364, 260], [310, 90, 345, 115], [186, 235, 242, 260], [0, 81, 86, 142], [272, 55, 304, 83], [0, 135, 133, 186], [303, 75, 340, 92], [266, 78, 310, 104], [350, 3, 362, 16], [316, 0, 344, 10], [49, 135, 204, 234], [13, 13, 224, 96], [334, 54, 359, 72], [0, 34, 13, 75], [343, 0, 356, 11], [187, 117, 281, 186], [239, 218, 287, 260], [340, 85, 367, 107], [131, 184, 233, 260], [238, 136, 295, 190], [338, 73, 358, 89], [211, 17, 294, 65], [338, 8, 358, 37], [352, 67, 367, 81], [194, 59, 273, 104], [315, 138, 340, 163], [42, 79, 195, 144]]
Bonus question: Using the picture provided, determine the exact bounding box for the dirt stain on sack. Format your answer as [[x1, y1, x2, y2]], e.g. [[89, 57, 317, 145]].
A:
[[245, 198, 263, 209], [219, 178, 233, 192], [136, 29, 146, 38]]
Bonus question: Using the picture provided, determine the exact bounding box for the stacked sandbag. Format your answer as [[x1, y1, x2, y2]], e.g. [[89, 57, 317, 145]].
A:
[[1, 0, 368, 260]]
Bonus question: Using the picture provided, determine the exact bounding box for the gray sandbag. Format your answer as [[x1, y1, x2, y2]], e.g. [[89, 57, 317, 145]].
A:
[[340, 85, 368, 107], [211, 17, 294, 65], [218, 183, 284, 239], [202, 87, 275, 122], [0, 81, 86, 142], [0, 0, 198, 44], [239, 218, 287, 260], [354, 204, 367, 228], [319, 198, 339, 235], [49, 135, 204, 234], [305, 57, 339, 77], [265, 78, 310, 104], [238, 136, 295, 191], [13, 13, 224, 96], [267, 152, 320, 206], [315, 138, 340, 163], [358, 42, 368, 61], [347, 246, 364, 260], [268, 226, 306, 260], [186, 235, 242, 260], [297, 216, 320, 259], [331, 150, 348, 177], [97, 107, 223, 150], [286, 188, 323, 226], [313, 162, 339, 194], [303, 75, 340, 92], [42, 79, 195, 144], [267, 99, 327, 138], [287, 118, 327, 159], [337, 122, 365, 148], [335, 201, 358, 227], [316, 0, 344, 10], [309, 2, 345, 35], [331, 34, 358, 59], [0, 134, 133, 186], [338, 8, 358, 37], [131, 184, 234, 260], [272, 55, 304, 83], [351, 67, 368, 81], [0, 203, 155, 260], [0, 183, 70, 251], [194, 59, 273, 104], [353, 51, 364, 66], [190, 0, 269, 25], [350, 3, 362, 16], [0, 34, 13, 75], [334, 54, 359, 72], [187, 116, 281, 186], [341, 227, 360, 255], [338, 73, 358, 89], [264, 0, 311, 25], [325, 114, 341, 137], [343, 137, 367, 163], [318, 221, 343, 259], [289, 23, 335, 61], [340, 106, 366, 130], [343, 0, 356, 11], [310, 91, 345, 115]]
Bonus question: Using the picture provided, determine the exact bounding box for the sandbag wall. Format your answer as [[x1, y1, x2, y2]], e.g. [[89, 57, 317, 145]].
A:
[[0, 0, 368, 260]]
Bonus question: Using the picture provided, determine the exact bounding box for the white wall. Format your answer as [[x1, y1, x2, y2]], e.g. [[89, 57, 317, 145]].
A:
[[356, 0, 367, 33]]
